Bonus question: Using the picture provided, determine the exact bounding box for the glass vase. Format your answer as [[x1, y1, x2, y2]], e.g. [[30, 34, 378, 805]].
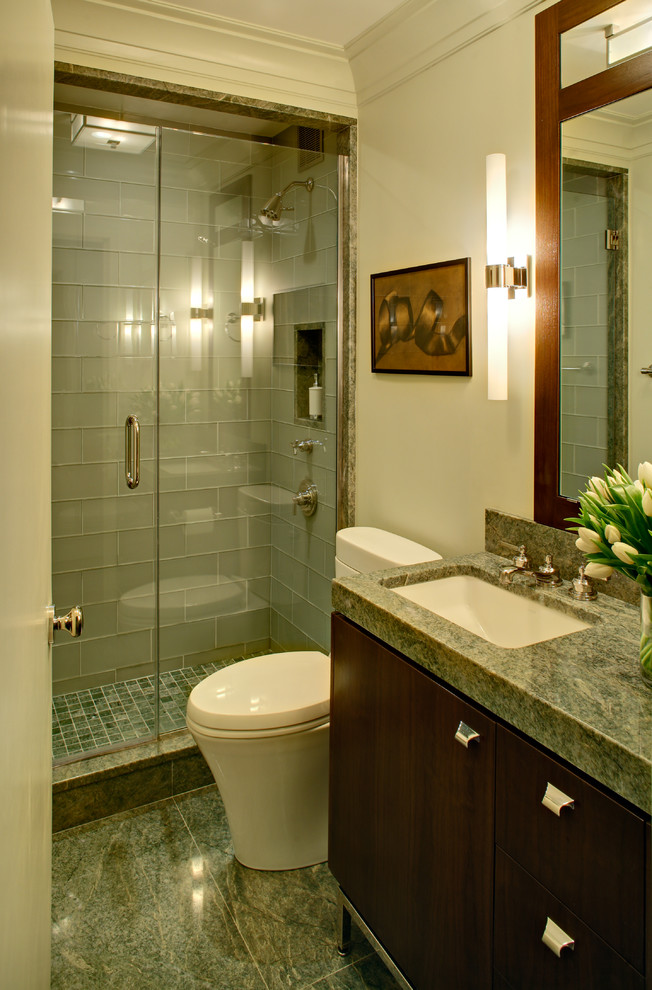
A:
[[640, 593, 652, 687]]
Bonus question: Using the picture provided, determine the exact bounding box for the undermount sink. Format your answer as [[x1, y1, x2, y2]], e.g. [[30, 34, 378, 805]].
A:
[[392, 575, 590, 648]]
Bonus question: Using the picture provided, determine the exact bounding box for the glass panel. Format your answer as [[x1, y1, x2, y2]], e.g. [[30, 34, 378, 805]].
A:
[[51, 110, 158, 761], [561, 0, 652, 88], [157, 125, 339, 718]]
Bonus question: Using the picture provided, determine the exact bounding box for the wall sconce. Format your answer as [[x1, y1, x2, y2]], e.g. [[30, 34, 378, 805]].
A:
[[485, 153, 528, 401], [240, 240, 264, 378]]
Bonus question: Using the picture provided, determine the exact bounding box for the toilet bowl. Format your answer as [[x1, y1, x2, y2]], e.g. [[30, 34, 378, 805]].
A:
[[186, 526, 441, 871], [187, 651, 329, 870]]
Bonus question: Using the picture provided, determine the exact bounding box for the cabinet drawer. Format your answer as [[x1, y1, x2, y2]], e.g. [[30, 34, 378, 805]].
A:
[[496, 726, 645, 971], [495, 849, 644, 990]]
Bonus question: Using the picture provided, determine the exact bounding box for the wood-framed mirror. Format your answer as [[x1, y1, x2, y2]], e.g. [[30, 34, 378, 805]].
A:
[[535, 0, 652, 528]]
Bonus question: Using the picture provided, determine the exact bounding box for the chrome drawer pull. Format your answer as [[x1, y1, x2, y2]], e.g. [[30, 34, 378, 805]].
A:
[[542, 782, 575, 816], [455, 721, 480, 748], [542, 916, 575, 957]]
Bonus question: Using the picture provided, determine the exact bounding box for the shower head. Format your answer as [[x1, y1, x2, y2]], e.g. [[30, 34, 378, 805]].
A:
[[260, 177, 314, 224]]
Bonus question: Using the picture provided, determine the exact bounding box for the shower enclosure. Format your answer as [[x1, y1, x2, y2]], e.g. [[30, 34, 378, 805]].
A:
[[51, 95, 345, 763]]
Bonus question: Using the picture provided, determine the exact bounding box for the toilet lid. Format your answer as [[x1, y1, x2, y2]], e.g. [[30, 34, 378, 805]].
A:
[[186, 652, 330, 731]]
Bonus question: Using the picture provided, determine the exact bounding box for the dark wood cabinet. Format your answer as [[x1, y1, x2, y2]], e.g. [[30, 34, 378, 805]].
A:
[[329, 613, 650, 990], [496, 726, 646, 972], [494, 850, 644, 990], [329, 613, 495, 989]]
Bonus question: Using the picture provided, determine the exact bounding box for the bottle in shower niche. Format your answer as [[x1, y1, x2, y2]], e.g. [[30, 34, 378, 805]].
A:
[[309, 373, 323, 421]]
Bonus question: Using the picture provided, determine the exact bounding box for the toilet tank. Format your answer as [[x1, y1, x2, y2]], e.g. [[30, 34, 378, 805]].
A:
[[335, 527, 441, 577]]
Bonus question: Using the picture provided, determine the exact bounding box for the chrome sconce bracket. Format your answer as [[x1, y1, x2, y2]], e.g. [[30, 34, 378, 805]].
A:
[[240, 298, 265, 321], [485, 257, 530, 297], [190, 307, 214, 320]]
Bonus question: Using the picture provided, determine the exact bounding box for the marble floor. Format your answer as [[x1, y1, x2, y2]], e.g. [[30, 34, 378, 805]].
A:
[[51, 784, 399, 990]]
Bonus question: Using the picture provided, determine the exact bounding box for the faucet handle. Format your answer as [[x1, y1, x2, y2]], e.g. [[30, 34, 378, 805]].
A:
[[569, 565, 597, 601], [513, 545, 530, 569], [534, 553, 562, 587]]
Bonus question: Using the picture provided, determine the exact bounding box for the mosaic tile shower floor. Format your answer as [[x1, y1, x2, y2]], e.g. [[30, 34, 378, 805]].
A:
[[51, 785, 400, 990], [52, 661, 226, 761]]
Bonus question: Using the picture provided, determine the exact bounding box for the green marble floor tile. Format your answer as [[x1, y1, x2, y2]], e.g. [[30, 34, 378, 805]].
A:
[[174, 788, 374, 990], [307, 954, 399, 989], [52, 798, 266, 990]]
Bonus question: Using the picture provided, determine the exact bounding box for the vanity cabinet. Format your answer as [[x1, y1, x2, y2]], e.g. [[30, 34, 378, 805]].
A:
[[329, 613, 650, 990], [329, 612, 495, 989]]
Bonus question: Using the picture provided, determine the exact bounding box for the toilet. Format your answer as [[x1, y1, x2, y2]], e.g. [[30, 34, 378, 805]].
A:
[[186, 526, 441, 871]]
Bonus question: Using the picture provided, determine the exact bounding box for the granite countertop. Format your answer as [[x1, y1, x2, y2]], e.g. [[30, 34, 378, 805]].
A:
[[332, 551, 652, 814]]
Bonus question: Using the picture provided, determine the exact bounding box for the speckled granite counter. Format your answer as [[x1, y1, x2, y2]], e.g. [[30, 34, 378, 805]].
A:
[[332, 552, 652, 814]]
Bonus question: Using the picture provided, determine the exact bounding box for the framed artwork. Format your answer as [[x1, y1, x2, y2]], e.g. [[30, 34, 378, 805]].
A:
[[371, 258, 471, 375]]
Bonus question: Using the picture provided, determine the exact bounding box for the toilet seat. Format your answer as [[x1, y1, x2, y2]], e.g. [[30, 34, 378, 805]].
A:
[[186, 651, 330, 732]]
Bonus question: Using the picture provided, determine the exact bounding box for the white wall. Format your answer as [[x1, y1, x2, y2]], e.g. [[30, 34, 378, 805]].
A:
[[353, 10, 537, 555]]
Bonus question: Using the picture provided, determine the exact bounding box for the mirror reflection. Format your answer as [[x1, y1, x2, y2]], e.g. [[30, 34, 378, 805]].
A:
[[561, 0, 652, 87], [559, 88, 652, 499]]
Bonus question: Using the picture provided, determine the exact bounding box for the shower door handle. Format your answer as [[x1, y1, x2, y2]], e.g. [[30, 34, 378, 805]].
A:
[[125, 415, 140, 490]]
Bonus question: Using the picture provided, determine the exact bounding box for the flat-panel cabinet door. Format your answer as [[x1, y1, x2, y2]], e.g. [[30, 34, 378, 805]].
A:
[[329, 613, 495, 990]]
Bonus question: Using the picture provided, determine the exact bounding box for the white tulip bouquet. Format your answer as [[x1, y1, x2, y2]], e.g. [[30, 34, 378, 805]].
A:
[[568, 462, 652, 683], [568, 462, 652, 594]]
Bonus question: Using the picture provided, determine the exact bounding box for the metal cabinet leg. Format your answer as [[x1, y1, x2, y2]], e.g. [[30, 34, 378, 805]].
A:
[[337, 892, 352, 956]]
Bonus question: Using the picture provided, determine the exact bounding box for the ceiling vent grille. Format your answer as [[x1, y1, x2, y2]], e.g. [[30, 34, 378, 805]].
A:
[[298, 126, 324, 172]]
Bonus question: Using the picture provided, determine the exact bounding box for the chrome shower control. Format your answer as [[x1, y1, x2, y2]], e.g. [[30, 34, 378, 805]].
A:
[[48, 605, 84, 644], [292, 480, 318, 516]]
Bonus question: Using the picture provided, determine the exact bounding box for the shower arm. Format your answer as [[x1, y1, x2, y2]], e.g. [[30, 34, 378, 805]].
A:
[[260, 177, 314, 221], [276, 178, 314, 209]]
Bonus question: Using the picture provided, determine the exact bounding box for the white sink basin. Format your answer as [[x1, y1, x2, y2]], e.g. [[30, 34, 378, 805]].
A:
[[392, 575, 590, 648]]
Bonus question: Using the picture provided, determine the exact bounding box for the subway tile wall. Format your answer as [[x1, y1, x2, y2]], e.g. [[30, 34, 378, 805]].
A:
[[52, 115, 339, 696], [52, 116, 275, 695], [268, 145, 339, 654], [560, 169, 610, 499]]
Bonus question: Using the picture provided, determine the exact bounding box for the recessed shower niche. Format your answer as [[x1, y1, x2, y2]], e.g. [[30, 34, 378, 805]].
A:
[[295, 324, 325, 427]]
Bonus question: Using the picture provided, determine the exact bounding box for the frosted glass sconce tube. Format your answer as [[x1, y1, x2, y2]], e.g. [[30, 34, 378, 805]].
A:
[[239, 239, 265, 379], [241, 240, 254, 379], [485, 154, 528, 401]]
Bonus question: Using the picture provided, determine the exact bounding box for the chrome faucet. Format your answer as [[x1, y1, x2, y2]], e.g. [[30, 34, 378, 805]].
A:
[[499, 546, 562, 588], [290, 439, 324, 455], [499, 545, 532, 585]]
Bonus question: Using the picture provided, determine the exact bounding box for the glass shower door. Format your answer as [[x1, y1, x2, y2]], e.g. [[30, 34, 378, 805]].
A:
[[51, 110, 159, 760]]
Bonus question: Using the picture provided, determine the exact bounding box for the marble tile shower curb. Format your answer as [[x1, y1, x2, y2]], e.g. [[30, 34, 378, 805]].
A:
[[52, 729, 213, 832]]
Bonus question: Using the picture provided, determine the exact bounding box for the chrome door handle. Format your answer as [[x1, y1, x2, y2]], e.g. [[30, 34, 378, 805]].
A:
[[542, 782, 575, 816], [125, 415, 140, 489], [454, 721, 480, 748], [48, 605, 83, 644], [542, 916, 575, 957]]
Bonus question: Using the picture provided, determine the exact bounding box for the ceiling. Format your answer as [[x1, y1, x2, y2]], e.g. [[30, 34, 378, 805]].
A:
[[158, 0, 409, 47]]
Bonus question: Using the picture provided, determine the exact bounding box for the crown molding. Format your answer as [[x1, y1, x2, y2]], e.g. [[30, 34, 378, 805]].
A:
[[347, 0, 547, 107], [52, 0, 357, 116], [79, 0, 348, 58]]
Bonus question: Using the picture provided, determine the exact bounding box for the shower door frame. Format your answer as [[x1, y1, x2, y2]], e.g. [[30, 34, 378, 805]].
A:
[[52, 65, 357, 763]]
